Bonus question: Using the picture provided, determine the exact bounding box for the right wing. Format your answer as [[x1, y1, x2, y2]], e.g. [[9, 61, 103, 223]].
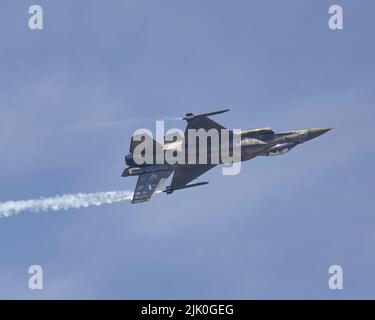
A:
[[184, 115, 227, 134], [132, 170, 172, 203], [183, 109, 230, 133], [182, 109, 233, 165]]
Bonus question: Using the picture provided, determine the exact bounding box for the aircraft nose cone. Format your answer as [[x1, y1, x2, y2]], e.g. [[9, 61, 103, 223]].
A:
[[313, 127, 332, 135], [306, 128, 333, 140]]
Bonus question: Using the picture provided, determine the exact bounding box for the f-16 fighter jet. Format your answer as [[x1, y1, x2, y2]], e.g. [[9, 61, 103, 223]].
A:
[[122, 109, 332, 203]]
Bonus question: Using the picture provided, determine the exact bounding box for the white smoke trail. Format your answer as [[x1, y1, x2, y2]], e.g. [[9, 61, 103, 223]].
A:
[[157, 117, 183, 121], [0, 190, 134, 218]]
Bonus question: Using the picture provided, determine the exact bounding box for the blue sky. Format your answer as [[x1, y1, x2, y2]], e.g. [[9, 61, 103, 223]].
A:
[[0, 0, 374, 299]]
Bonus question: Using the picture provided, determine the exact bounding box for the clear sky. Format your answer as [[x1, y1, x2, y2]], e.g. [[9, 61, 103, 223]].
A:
[[0, 0, 374, 299]]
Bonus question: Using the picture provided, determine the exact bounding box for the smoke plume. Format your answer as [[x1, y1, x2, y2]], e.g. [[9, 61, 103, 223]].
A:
[[0, 190, 133, 218]]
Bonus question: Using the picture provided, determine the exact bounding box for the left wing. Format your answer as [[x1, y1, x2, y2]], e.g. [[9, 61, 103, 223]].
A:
[[170, 164, 216, 191], [131, 170, 172, 203]]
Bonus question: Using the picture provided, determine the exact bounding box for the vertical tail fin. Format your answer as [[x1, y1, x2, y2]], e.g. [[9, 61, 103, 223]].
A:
[[129, 134, 163, 154]]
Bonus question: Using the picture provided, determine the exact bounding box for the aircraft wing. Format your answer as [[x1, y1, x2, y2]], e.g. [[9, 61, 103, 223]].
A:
[[170, 164, 216, 191], [183, 108, 230, 133], [131, 170, 173, 203], [185, 116, 226, 133]]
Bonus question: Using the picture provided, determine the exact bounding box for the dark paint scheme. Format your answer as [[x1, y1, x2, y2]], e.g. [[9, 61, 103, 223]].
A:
[[122, 110, 333, 203]]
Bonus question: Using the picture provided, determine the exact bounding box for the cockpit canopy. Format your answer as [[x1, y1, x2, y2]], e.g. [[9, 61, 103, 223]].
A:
[[240, 127, 274, 136]]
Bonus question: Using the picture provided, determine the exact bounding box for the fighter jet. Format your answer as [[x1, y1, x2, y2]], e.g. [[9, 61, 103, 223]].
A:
[[122, 109, 333, 203]]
